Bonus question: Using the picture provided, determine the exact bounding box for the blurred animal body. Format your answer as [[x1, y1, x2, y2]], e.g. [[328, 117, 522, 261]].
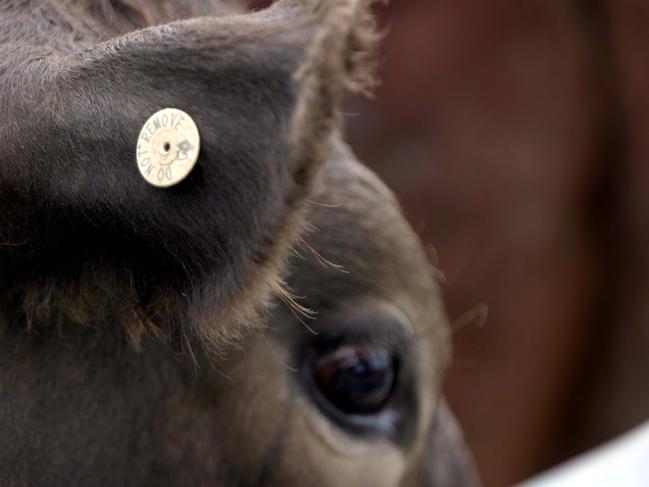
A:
[[0, 0, 476, 485]]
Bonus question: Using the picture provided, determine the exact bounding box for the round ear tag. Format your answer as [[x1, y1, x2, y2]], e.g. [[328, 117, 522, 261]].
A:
[[136, 108, 200, 188]]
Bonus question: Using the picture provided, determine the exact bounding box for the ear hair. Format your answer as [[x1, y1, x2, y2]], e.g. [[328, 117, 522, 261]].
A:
[[287, 0, 381, 190]]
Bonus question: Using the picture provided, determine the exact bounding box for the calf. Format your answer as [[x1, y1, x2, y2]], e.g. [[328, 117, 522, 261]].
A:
[[0, 0, 477, 485]]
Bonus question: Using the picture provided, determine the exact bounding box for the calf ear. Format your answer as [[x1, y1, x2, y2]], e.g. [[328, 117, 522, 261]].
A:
[[0, 0, 378, 352]]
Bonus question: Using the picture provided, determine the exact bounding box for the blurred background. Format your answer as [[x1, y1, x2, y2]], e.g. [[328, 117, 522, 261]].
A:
[[255, 1, 649, 485]]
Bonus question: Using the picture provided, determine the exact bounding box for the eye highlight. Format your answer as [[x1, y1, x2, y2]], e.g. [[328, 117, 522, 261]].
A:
[[311, 345, 397, 416], [291, 307, 419, 440]]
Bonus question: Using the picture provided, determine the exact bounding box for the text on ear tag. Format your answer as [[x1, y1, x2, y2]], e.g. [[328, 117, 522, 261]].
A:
[[136, 108, 200, 188]]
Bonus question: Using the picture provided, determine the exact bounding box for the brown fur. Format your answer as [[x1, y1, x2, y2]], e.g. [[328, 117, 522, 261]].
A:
[[0, 1, 478, 485], [2, 0, 381, 357]]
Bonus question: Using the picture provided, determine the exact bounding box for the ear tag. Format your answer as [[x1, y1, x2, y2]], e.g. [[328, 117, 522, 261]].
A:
[[136, 108, 201, 188]]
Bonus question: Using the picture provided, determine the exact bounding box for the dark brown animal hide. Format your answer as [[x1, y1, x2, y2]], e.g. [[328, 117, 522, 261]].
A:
[[0, 0, 377, 353], [0, 1, 478, 486]]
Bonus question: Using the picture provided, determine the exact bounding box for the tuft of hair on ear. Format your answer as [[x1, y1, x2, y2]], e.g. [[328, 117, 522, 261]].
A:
[[285, 0, 383, 187]]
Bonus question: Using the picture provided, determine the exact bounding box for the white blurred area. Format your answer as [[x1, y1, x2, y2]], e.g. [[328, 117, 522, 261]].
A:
[[519, 421, 649, 487]]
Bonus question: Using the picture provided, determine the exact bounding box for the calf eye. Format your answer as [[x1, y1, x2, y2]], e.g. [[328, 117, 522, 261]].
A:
[[311, 345, 397, 415]]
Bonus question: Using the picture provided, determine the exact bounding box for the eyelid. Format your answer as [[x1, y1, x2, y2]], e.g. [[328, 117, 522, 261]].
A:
[[310, 300, 414, 343], [309, 322, 410, 359]]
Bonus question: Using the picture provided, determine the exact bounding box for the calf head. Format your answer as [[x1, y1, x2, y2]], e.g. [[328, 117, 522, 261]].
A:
[[0, 0, 477, 485]]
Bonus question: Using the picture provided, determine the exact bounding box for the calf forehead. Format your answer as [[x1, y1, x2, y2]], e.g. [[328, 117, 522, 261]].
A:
[[290, 140, 448, 341]]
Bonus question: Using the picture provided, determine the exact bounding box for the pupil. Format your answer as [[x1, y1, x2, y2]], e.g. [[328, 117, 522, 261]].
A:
[[312, 346, 396, 415]]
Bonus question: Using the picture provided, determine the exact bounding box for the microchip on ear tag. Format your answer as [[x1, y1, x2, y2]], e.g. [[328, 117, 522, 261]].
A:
[[136, 108, 201, 188]]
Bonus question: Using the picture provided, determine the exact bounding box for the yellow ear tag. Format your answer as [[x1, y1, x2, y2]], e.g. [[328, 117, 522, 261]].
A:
[[136, 108, 200, 188]]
